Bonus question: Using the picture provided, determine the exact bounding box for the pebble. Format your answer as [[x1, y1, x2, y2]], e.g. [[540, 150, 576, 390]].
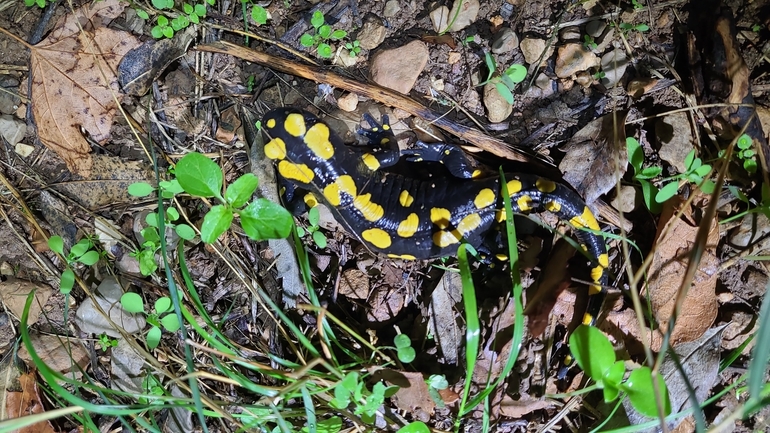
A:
[[334, 48, 358, 67], [554, 43, 600, 78], [491, 28, 519, 54], [384, 0, 400, 17], [0, 114, 25, 146], [520, 37, 550, 66], [74, 277, 147, 337], [655, 111, 693, 173], [600, 47, 629, 88], [430, 6, 450, 33], [337, 93, 358, 112], [610, 185, 638, 213], [559, 26, 581, 41], [431, 0, 479, 33], [586, 20, 607, 38], [111, 338, 144, 393], [369, 41, 429, 94], [627, 77, 659, 98], [15, 143, 33, 158], [357, 17, 386, 50], [0, 93, 17, 115], [483, 82, 512, 123]]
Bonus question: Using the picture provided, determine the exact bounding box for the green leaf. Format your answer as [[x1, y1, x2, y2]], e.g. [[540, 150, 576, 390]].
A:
[[60, 269, 75, 294], [317, 43, 333, 58], [394, 333, 411, 349], [655, 181, 680, 203], [744, 159, 758, 174], [78, 251, 100, 266], [157, 15, 168, 26], [694, 164, 711, 177], [398, 347, 416, 363], [146, 212, 159, 228], [48, 236, 64, 256], [639, 180, 661, 213], [341, 371, 358, 392], [483, 52, 497, 82], [162, 26, 174, 38], [683, 149, 696, 170], [166, 207, 180, 222], [252, 5, 268, 25], [183, 3, 193, 14], [136, 9, 150, 20], [700, 179, 716, 194], [331, 29, 347, 40], [141, 227, 160, 244], [300, 33, 315, 47], [601, 360, 626, 402], [161, 314, 181, 332], [310, 10, 325, 28], [137, 249, 158, 276], [637, 166, 662, 179], [225, 173, 258, 208], [128, 182, 155, 197], [626, 137, 644, 171], [155, 297, 171, 314], [240, 198, 293, 240], [147, 326, 162, 350], [171, 16, 189, 31], [569, 325, 616, 381], [152, 0, 170, 9], [312, 230, 327, 248], [622, 367, 671, 418], [175, 224, 196, 240], [189, 13, 199, 24], [494, 82, 514, 105], [194, 3, 206, 16], [504, 64, 527, 83], [318, 24, 332, 39], [308, 206, 320, 226], [70, 239, 91, 258], [397, 422, 431, 433], [200, 205, 234, 244], [121, 292, 145, 313], [728, 185, 749, 203], [302, 416, 343, 433], [160, 179, 185, 195], [738, 134, 753, 150], [176, 153, 223, 199], [635, 23, 650, 32], [151, 26, 164, 39]]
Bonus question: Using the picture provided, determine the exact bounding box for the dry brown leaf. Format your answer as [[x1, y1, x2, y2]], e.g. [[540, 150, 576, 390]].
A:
[[6, 372, 56, 433], [0, 279, 52, 325], [388, 371, 436, 415], [17, 334, 89, 374], [499, 394, 552, 418], [645, 195, 719, 349], [30, 0, 140, 177]]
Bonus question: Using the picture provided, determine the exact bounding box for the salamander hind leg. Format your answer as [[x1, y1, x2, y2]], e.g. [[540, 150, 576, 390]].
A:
[[401, 141, 487, 179]]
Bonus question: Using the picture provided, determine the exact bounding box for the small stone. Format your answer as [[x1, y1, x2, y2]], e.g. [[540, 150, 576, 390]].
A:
[[491, 28, 519, 54], [554, 43, 599, 78], [384, 0, 400, 17], [559, 26, 581, 41], [575, 71, 593, 87], [0, 93, 18, 115], [111, 338, 144, 393], [75, 277, 146, 337], [448, 51, 462, 64], [483, 82, 512, 123], [447, 0, 480, 32], [586, 20, 607, 38], [369, 41, 429, 94], [520, 37, 550, 66], [600, 48, 629, 88], [337, 93, 358, 112], [656, 111, 693, 173], [15, 142, 34, 158], [610, 185, 638, 213], [334, 48, 358, 67], [0, 114, 26, 146], [430, 6, 450, 33], [627, 77, 659, 99], [357, 17, 386, 50], [116, 254, 142, 276]]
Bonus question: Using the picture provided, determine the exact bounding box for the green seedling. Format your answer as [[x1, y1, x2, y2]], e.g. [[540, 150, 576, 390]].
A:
[[631, 0, 645, 9], [344, 40, 361, 57], [618, 22, 650, 34], [655, 149, 715, 202], [329, 371, 399, 424], [479, 52, 527, 105], [752, 24, 762, 32], [250, 4, 268, 25], [394, 333, 416, 363], [48, 236, 101, 294], [300, 10, 348, 58], [425, 374, 449, 408], [570, 324, 671, 418], [583, 34, 598, 50], [120, 293, 181, 350], [24, 0, 47, 7], [593, 70, 606, 80], [723, 183, 770, 225], [140, 373, 166, 404], [96, 333, 119, 351], [296, 206, 328, 248], [148, 0, 212, 39], [719, 133, 757, 174]]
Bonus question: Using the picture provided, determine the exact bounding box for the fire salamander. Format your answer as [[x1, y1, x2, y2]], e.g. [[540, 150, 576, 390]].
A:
[[261, 107, 609, 342]]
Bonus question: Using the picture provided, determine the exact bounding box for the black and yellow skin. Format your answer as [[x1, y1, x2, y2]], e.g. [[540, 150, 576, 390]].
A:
[[261, 107, 609, 337]]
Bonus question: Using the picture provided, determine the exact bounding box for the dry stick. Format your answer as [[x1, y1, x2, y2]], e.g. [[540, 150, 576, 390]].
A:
[[196, 40, 538, 165]]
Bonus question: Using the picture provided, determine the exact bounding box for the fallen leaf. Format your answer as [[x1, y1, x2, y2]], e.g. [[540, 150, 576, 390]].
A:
[[17, 334, 89, 374], [30, 0, 141, 177], [499, 394, 552, 418], [5, 372, 56, 433], [388, 371, 436, 415], [0, 279, 53, 324]]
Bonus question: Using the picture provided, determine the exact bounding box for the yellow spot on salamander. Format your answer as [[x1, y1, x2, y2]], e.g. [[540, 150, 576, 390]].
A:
[[495, 209, 506, 222], [305, 123, 334, 160], [362, 228, 392, 249], [472, 169, 483, 178], [362, 153, 381, 171], [495, 254, 508, 262], [284, 113, 306, 137], [266, 118, 276, 128], [264, 138, 287, 160], [353, 193, 385, 222], [397, 213, 419, 238], [516, 195, 533, 212], [570, 206, 600, 231], [507, 179, 523, 194], [303, 193, 318, 208], [590, 253, 609, 283], [430, 208, 452, 229], [545, 200, 561, 213], [380, 138, 390, 145], [399, 190, 414, 207], [473, 188, 496, 209], [388, 253, 416, 260], [536, 178, 557, 193], [456, 213, 481, 236], [278, 161, 314, 183], [432, 230, 460, 247], [582, 312, 594, 325], [323, 175, 357, 207]]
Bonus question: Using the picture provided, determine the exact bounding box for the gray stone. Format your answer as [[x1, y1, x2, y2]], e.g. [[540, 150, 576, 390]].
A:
[[369, 41, 429, 94], [0, 114, 25, 146], [384, 0, 400, 17], [600, 47, 629, 88], [491, 28, 519, 54], [483, 82, 512, 123], [75, 277, 146, 337], [586, 20, 607, 38]]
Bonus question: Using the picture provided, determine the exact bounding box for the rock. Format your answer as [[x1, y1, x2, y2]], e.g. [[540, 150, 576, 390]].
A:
[[15, 142, 34, 158], [369, 41, 429, 94], [600, 47, 629, 88], [610, 185, 638, 213], [520, 37, 550, 66], [575, 71, 593, 87], [627, 77, 659, 99], [586, 20, 607, 38], [431, 0, 479, 32], [655, 111, 693, 173], [0, 93, 18, 115], [0, 114, 26, 146], [483, 82, 512, 123], [111, 338, 144, 393], [337, 93, 358, 112], [75, 277, 146, 337], [559, 26, 581, 41], [116, 253, 142, 276], [384, 0, 400, 17], [334, 48, 358, 67], [357, 17, 386, 50], [430, 6, 450, 33], [554, 43, 599, 78], [491, 28, 519, 54]]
